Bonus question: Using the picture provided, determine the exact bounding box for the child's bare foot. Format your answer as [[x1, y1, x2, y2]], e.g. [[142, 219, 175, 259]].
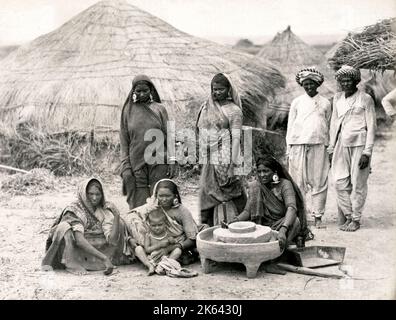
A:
[[103, 259, 114, 276], [314, 217, 326, 229], [339, 219, 352, 231], [345, 221, 360, 232], [148, 264, 155, 276]]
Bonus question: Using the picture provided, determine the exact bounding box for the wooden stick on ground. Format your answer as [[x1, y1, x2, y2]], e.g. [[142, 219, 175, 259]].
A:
[[277, 263, 345, 279], [0, 164, 29, 174]]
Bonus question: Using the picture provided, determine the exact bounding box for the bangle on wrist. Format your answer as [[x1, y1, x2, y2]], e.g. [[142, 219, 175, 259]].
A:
[[280, 225, 289, 232]]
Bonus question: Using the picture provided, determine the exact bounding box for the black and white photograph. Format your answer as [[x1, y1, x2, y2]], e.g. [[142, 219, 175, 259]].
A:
[[0, 0, 395, 302]]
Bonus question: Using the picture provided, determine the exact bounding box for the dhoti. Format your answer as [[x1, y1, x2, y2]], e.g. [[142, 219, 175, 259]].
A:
[[288, 144, 329, 218], [332, 139, 371, 222]]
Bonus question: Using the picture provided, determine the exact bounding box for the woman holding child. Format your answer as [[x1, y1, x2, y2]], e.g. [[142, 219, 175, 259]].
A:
[[127, 179, 207, 275]]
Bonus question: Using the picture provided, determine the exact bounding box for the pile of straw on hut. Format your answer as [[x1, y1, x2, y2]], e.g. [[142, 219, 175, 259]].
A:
[[329, 18, 396, 71]]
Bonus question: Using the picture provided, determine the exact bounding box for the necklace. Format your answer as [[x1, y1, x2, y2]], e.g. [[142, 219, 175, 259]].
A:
[[150, 232, 167, 240]]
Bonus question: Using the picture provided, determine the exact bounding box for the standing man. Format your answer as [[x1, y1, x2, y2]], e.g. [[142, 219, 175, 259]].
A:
[[287, 67, 331, 228], [327, 65, 376, 232]]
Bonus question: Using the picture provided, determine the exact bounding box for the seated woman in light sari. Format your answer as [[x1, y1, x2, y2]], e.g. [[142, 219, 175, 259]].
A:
[[127, 179, 207, 274], [231, 155, 309, 251], [196, 73, 246, 226], [42, 178, 136, 275]]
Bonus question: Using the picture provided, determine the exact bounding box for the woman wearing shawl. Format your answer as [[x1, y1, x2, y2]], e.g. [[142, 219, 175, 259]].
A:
[[196, 73, 246, 226], [127, 179, 207, 273], [42, 178, 135, 275], [120, 75, 177, 210], [287, 67, 331, 228], [231, 155, 309, 251]]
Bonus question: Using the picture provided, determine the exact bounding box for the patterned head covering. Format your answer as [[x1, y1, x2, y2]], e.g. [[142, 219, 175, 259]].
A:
[[335, 65, 361, 83], [295, 67, 324, 86]]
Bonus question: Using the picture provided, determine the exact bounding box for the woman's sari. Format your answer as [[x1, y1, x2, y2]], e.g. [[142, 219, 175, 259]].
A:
[[245, 178, 310, 241], [42, 178, 135, 271], [196, 73, 244, 214], [126, 179, 206, 265]]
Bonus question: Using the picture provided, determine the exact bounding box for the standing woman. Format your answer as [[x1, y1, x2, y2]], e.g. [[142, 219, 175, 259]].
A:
[[120, 75, 177, 209], [286, 67, 331, 228], [196, 73, 246, 226]]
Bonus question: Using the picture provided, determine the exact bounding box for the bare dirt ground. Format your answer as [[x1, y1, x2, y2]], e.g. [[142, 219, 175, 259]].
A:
[[0, 129, 395, 300]]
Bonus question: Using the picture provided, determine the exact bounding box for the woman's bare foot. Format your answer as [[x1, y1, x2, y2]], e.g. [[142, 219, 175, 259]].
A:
[[314, 217, 326, 229], [103, 259, 114, 276], [264, 262, 287, 275], [66, 266, 88, 276], [345, 221, 360, 232], [339, 219, 352, 231]]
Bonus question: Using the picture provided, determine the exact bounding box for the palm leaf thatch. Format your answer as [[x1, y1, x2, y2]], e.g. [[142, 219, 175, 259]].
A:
[[329, 18, 396, 71], [0, 0, 284, 139], [257, 26, 336, 128]]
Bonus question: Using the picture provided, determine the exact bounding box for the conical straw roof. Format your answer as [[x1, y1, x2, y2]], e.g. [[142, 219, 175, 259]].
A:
[[0, 0, 284, 136], [257, 26, 335, 126]]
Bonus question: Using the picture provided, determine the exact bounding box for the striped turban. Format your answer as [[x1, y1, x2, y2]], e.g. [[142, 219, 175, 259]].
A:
[[295, 67, 324, 86], [335, 65, 361, 83]]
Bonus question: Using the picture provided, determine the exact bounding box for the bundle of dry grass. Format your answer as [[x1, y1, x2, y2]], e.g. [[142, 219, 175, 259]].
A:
[[257, 26, 336, 128], [0, 168, 57, 196], [0, 0, 284, 139], [3, 124, 98, 176], [329, 18, 396, 71]]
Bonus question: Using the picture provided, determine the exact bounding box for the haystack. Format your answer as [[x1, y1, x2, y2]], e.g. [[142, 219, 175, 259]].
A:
[[233, 39, 262, 55], [257, 26, 336, 128], [0, 0, 284, 140], [328, 18, 396, 71]]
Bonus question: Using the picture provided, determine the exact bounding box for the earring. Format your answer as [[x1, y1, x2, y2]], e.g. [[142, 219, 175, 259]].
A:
[[132, 93, 137, 103], [173, 198, 179, 206], [272, 173, 280, 184], [149, 93, 153, 102], [227, 89, 232, 100]]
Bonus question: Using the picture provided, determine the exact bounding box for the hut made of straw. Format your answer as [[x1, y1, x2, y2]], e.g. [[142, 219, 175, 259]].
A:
[[257, 26, 335, 128], [328, 18, 396, 72], [0, 0, 284, 141]]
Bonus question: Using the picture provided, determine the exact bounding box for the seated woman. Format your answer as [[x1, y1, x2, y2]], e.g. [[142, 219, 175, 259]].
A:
[[231, 155, 309, 251], [42, 178, 136, 275], [127, 179, 207, 273]]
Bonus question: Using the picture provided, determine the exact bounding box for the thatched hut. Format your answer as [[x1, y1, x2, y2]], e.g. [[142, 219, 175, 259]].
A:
[[257, 26, 336, 128], [328, 18, 396, 71], [0, 0, 284, 141]]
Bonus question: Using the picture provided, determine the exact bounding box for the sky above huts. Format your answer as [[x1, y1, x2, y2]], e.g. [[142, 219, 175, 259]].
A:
[[0, 0, 395, 46]]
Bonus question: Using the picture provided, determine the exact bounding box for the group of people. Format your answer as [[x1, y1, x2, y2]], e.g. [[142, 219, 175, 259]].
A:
[[42, 64, 377, 276], [287, 65, 375, 232]]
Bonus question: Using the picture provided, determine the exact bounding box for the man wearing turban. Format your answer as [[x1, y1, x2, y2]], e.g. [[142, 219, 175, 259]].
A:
[[286, 67, 331, 228], [327, 65, 376, 232]]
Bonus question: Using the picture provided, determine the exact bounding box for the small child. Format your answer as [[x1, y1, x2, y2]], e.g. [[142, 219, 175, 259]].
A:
[[144, 209, 182, 275]]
